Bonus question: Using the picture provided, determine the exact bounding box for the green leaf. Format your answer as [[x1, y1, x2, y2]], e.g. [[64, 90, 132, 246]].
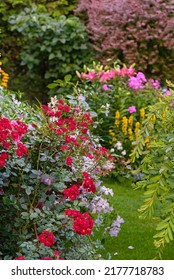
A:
[[156, 222, 168, 231], [21, 212, 28, 218], [47, 83, 59, 89], [149, 175, 161, 182], [64, 74, 72, 82], [167, 226, 173, 241], [21, 204, 28, 210], [30, 212, 38, 220], [49, 53, 55, 60], [2, 196, 11, 205], [26, 187, 33, 195]]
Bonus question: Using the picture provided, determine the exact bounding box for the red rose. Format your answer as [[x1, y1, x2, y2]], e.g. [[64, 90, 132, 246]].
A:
[[13, 256, 25, 260], [65, 209, 81, 219], [63, 185, 80, 200], [16, 142, 28, 157], [73, 212, 94, 235], [38, 230, 55, 247], [65, 156, 73, 165], [82, 172, 96, 193]]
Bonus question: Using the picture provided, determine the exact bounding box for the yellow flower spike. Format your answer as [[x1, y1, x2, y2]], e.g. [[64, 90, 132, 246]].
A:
[[128, 128, 134, 140], [115, 110, 120, 118], [0, 65, 9, 88], [115, 110, 120, 127], [136, 133, 140, 141], [109, 129, 115, 137], [128, 115, 134, 127], [122, 116, 128, 135], [150, 114, 156, 124], [145, 137, 150, 149], [140, 108, 145, 120], [128, 127, 133, 135], [145, 137, 150, 143], [162, 106, 168, 118], [135, 122, 141, 140]]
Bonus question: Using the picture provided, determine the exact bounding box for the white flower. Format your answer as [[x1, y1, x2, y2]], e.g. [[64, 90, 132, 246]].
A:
[[115, 141, 123, 150], [48, 96, 58, 109], [102, 160, 115, 171], [121, 150, 126, 155], [101, 103, 110, 116]]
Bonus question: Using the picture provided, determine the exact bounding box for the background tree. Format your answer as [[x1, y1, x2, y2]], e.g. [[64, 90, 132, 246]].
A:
[[75, 0, 174, 83], [1, 0, 92, 103]]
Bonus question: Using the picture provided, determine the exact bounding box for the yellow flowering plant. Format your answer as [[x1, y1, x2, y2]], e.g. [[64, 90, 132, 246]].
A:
[[0, 63, 9, 89], [130, 87, 174, 257]]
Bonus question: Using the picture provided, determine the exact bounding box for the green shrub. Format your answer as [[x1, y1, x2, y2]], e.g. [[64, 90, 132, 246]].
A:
[[7, 6, 92, 102], [130, 85, 174, 257]]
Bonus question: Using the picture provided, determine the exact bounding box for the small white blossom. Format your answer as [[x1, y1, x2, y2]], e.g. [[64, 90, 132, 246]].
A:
[[115, 141, 123, 150]]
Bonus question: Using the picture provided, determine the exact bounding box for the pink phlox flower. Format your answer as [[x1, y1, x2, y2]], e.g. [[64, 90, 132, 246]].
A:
[[148, 78, 160, 90], [128, 72, 147, 90], [136, 72, 147, 82], [128, 77, 145, 90], [163, 90, 171, 96], [128, 106, 136, 113], [102, 84, 110, 91]]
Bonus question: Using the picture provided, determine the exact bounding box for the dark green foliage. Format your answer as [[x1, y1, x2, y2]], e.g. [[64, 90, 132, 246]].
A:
[[1, 1, 91, 103], [8, 7, 92, 102]]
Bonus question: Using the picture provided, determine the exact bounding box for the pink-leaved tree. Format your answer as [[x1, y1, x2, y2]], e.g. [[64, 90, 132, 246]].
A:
[[75, 0, 174, 81]]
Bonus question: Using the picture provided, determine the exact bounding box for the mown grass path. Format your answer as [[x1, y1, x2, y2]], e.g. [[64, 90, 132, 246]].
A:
[[99, 178, 174, 260]]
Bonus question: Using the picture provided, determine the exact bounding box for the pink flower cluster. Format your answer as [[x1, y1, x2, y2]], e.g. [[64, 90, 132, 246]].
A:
[[80, 67, 161, 93], [81, 66, 136, 82], [128, 106, 136, 114], [128, 72, 147, 90], [128, 72, 161, 91]]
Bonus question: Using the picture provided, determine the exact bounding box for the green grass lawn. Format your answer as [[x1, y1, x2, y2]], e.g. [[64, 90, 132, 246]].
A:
[[97, 178, 174, 260]]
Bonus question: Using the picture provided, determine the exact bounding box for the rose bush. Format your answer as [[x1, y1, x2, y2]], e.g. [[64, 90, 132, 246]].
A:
[[0, 85, 123, 260]]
